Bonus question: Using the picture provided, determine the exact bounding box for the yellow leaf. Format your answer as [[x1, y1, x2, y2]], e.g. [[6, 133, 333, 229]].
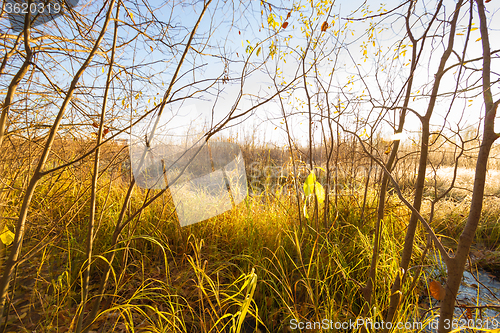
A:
[[456, 33, 464, 36], [303, 171, 317, 197], [314, 182, 325, 204], [476, 37, 481, 42], [1, 226, 14, 246]]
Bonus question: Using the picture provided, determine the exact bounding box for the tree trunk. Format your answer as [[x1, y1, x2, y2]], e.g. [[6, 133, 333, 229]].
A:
[[438, 0, 499, 330]]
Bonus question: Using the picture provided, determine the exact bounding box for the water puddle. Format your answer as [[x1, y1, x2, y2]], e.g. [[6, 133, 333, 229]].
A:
[[421, 253, 500, 332]]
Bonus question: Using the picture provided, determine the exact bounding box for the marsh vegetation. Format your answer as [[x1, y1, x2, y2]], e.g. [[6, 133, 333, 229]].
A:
[[1, 0, 500, 332]]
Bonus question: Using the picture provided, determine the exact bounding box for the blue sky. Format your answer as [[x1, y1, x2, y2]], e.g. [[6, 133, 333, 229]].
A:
[[169, 0, 500, 148], [1, 0, 499, 148]]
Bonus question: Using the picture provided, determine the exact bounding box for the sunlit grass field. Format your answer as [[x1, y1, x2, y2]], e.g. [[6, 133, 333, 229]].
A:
[[1, 138, 499, 332]]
